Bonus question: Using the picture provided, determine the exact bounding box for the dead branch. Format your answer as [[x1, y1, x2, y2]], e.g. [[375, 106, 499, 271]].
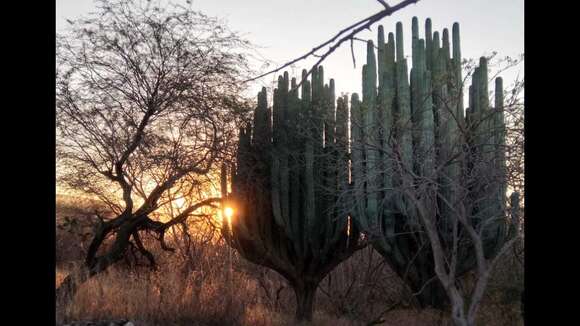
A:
[[244, 0, 421, 87]]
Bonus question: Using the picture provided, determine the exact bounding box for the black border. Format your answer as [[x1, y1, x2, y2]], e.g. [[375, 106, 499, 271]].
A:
[[524, 0, 574, 324], [4, 0, 56, 324]]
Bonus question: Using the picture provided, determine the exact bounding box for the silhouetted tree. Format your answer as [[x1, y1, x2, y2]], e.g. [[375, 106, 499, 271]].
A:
[[56, 0, 253, 303]]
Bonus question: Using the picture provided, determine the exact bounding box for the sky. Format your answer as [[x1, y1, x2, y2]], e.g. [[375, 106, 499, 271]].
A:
[[56, 0, 524, 102]]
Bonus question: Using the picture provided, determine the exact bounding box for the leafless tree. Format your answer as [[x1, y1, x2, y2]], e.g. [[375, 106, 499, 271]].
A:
[[56, 0, 254, 303]]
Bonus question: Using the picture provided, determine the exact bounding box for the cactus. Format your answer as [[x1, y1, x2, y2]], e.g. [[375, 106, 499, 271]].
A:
[[350, 18, 520, 309], [222, 69, 363, 322], [224, 16, 519, 315]]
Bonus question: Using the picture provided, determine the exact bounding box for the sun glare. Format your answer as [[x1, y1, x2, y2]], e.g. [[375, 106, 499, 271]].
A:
[[223, 206, 235, 229], [224, 207, 234, 219]]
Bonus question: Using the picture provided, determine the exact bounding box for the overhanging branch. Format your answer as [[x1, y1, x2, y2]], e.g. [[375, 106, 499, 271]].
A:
[[243, 0, 420, 87]]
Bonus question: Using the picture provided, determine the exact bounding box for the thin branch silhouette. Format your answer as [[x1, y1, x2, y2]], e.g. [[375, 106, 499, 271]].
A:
[[243, 0, 421, 88]]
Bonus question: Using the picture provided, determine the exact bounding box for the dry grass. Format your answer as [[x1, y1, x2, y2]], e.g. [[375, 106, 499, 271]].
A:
[[56, 260, 522, 326], [56, 268, 68, 288], [56, 199, 523, 326], [56, 262, 356, 326], [58, 262, 248, 325], [242, 305, 360, 326]]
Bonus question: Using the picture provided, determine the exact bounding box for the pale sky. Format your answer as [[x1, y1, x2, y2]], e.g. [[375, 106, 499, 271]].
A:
[[56, 0, 524, 102]]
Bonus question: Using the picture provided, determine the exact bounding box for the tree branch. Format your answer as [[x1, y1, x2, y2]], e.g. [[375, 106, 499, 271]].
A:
[[377, 0, 391, 9], [243, 0, 420, 86]]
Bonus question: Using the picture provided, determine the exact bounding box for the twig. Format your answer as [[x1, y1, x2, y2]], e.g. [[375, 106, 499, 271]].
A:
[[377, 0, 392, 9], [350, 38, 357, 68]]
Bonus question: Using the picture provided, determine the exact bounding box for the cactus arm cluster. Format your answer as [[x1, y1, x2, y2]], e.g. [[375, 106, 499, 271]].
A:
[[225, 66, 364, 321], [348, 17, 518, 309]]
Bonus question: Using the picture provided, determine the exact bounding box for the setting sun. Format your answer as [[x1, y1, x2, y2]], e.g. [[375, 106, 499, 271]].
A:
[[224, 207, 234, 219]]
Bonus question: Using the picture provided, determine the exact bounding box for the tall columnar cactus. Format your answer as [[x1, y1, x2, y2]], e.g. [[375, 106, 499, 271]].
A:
[[224, 16, 519, 316], [222, 69, 363, 322], [350, 18, 520, 309]]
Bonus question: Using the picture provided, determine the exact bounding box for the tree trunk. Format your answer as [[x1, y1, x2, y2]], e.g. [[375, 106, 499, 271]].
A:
[[293, 280, 318, 322], [448, 287, 469, 326], [451, 316, 469, 326]]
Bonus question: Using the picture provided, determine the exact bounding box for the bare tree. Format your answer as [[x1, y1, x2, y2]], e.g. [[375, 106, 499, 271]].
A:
[[56, 0, 253, 303]]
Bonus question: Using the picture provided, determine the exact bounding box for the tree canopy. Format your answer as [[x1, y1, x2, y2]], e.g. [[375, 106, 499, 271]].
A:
[[56, 0, 254, 299]]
